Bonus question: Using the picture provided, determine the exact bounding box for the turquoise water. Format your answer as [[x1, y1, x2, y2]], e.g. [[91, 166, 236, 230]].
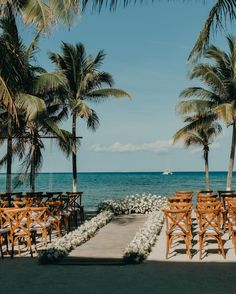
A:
[[1, 172, 235, 209]]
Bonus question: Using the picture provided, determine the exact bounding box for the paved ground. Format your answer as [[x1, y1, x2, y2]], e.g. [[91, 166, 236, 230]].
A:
[[1, 213, 236, 294], [64, 214, 148, 263]]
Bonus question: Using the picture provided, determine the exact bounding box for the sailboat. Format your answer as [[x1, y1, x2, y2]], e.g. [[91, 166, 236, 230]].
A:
[[162, 168, 173, 175]]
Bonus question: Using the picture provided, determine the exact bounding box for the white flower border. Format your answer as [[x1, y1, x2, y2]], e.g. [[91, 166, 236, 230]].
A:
[[123, 210, 164, 264], [98, 193, 166, 215], [38, 193, 167, 264], [38, 210, 114, 264]]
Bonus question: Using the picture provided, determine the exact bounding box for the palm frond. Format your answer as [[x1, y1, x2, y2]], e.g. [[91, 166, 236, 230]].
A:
[[15, 93, 47, 121], [21, 0, 53, 31], [213, 102, 234, 125], [0, 76, 17, 119], [85, 88, 131, 102], [33, 71, 68, 94], [189, 0, 236, 61]]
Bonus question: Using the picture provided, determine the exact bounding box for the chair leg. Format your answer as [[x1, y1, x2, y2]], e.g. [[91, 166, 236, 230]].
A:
[[232, 231, 236, 254], [166, 235, 170, 259], [199, 234, 203, 260], [186, 236, 191, 259], [219, 238, 226, 259]]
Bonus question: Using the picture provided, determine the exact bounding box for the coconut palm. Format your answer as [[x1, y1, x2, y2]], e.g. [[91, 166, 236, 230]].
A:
[[0, 11, 68, 192], [173, 113, 222, 190], [177, 35, 236, 190], [50, 42, 130, 192], [0, 0, 80, 31]]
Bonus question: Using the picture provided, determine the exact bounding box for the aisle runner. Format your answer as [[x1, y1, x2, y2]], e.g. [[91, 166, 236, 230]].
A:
[[62, 214, 148, 264]]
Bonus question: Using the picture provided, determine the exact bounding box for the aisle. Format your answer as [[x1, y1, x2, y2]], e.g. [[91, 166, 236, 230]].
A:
[[62, 214, 148, 264]]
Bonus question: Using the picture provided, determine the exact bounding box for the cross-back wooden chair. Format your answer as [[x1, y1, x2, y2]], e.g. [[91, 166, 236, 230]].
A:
[[2, 207, 33, 258], [226, 205, 236, 254], [28, 207, 51, 249], [0, 208, 10, 258], [163, 208, 192, 259], [195, 207, 225, 260], [43, 201, 62, 237], [224, 198, 236, 233], [66, 192, 85, 226]]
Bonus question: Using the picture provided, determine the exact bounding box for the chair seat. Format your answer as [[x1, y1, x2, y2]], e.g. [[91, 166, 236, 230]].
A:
[[47, 216, 61, 222], [30, 222, 51, 230], [0, 227, 9, 234], [200, 227, 222, 235]]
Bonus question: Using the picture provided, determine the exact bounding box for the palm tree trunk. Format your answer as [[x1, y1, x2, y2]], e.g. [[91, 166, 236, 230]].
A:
[[30, 132, 36, 192], [6, 113, 13, 194], [203, 146, 210, 191], [226, 121, 236, 190], [72, 114, 78, 192], [30, 149, 36, 192]]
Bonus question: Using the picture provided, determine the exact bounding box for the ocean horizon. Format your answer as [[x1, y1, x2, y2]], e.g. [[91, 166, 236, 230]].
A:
[[1, 171, 236, 209]]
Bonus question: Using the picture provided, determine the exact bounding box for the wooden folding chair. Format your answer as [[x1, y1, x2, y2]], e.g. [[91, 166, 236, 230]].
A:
[[163, 208, 192, 259], [195, 207, 225, 260]]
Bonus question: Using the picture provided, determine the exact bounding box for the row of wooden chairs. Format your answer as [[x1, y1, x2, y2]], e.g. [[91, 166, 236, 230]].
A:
[[163, 190, 233, 259], [0, 207, 52, 258], [0, 192, 85, 232]]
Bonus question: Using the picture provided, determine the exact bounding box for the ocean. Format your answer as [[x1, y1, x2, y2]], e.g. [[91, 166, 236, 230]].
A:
[[1, 172, 235, 210]]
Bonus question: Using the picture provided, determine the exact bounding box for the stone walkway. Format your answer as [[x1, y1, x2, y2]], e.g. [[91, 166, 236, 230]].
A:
[[63, 214, 148, 264]]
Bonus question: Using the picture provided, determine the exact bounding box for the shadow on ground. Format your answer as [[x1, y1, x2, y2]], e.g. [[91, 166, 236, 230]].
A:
[[1, 257, 236, 294]]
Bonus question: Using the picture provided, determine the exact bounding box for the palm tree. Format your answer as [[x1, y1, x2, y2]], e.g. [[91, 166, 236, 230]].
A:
[[177, 35, 236, 190], [0, 11, 68, 192], [0, 1, 80, 31], [173, 113, 222, 190], [50, 42, 130, 192]]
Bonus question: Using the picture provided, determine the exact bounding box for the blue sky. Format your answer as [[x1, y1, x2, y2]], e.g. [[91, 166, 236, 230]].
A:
[[14, 1, 236, 172]]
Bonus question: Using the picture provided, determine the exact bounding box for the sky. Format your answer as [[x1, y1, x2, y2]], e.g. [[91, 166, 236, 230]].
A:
[[12, 0, 236, 172]]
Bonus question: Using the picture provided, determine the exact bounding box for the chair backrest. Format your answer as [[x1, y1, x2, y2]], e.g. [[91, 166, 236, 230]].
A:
[[196, 201, 222, 210], [168, 195, 192, 203], [163, 208, 191, 234], [175, 191, 194, 198], [1, 207, 30, 235], [28, 207, 48, 226], [195, 207, 222, 234], [197, 193, 218, 198], [168, 202, 192, 210]]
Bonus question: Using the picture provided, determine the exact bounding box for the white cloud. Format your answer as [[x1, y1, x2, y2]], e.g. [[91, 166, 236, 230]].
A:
[[89, 140, 221, 154], [89, 139, 183, 154]]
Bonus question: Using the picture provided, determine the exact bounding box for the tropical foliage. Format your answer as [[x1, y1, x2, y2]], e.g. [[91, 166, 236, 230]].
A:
[[173, 112, 222, 190], [49, 43, 130, 191], [0, 11, 73, 192], [176, 35, 236, 189]]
